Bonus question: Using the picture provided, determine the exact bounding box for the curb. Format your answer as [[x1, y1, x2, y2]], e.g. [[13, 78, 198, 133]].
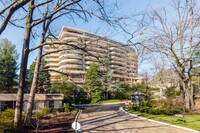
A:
[[73, 102, 125, 107], [119, 107, 200, 133]]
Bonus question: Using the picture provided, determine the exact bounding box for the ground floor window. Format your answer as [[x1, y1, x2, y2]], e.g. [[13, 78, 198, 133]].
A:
[[0, 101, 15, 111], [49, 101, 54, 109]]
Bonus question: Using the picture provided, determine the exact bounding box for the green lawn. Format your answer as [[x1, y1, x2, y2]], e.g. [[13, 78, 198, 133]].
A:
[[126, 109, 200, 131], [92, 99, 123, 104]]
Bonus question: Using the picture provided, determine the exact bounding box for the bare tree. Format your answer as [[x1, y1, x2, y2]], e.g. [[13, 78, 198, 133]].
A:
[[21, 0, 119, 127], [0, 0, 30, 34], [14, 0, 34, 129], [149, 58, 179, 97], [142, 0, 200, 111]]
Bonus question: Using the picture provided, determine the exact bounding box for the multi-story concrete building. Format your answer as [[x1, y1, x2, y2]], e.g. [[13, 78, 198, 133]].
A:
[[44, 27, 137, 86]]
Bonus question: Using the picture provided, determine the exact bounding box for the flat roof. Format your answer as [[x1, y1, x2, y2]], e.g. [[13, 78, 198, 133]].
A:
[[59, 26, 135, 50], [0, 94, 64, 101]]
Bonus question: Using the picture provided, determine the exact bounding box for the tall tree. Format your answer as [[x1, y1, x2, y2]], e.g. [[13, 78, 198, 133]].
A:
[[14, 0, 34, 129], [0, 0, 30, 35], [24, 0, 112, 124], [99, 55, 117, 100], [51, 78, 76, 104], [28, 59, 50, 93], [141, 0, 200, 111], [84, 63, 102, 100], [0, 38, 18, 93], [12, 0, 119, 128]]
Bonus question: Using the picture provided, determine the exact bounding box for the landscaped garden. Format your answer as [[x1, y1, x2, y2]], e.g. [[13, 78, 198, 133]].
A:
[[125, 109, 200, 131], [124, 95, 200, 131], [0, 106, 77, 133]]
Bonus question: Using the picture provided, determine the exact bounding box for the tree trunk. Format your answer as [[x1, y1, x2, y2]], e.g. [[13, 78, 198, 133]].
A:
[[24, 15, 52, 125], [14, 0, 34, 129], [24, 47, 43, 125], [182, 79, 195, 111], [106, 91, 109, 100]]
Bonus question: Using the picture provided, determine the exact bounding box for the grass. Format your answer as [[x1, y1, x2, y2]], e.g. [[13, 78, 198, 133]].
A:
[[125, 109, 200, 131], [98, 99, 123, 104], [92, 99, 124, 104]]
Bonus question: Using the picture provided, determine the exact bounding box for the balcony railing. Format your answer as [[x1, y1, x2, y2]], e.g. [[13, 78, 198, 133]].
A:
[[58, 64, 83, 69]]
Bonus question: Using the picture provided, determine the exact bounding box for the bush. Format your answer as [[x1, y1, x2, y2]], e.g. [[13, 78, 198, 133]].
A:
[[130, 103, 139, 111], [64, 103, 74, 112], [165, 86, 180, 99], [0, 109, 15, 124], [76, 89, 91, 104], [51, 81, 77, 104], [139, 107, 151, 113], [34, 107, 50, 119], [140, 101, 152, 108], [148, 108, 181, 115], [149, 108, 161, 115]]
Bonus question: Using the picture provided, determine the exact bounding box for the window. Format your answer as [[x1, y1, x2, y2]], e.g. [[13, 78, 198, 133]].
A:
[[0, 101, 15, 111], [70, 74, 82, 78], [49, 101, 54, 109]]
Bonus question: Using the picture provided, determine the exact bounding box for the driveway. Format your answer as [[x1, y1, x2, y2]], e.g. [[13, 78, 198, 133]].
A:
[[78, 103, 197, 133]]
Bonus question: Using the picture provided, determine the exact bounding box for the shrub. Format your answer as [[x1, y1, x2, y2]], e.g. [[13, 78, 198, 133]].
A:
[[76, 89, 91, 104], [64, 103, 74, 112], [139, 107, 151, 113], [165, 86, 180, 99], [34, 107, 50, 119], [130, 103, 139, 111], [148, 108, 181, 115], [51, 81, 77, 104], [0, 109, 15, 124], [149, 108, 161, 115], [140, 101, 152, 108]]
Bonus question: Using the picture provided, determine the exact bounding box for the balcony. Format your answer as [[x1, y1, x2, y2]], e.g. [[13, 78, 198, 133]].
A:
[[45, 53, 59, 58], [110, 51, 126, 58], [85, 61, 97, 65], [112, 74, 129, 79], [110, 65, 125, 69], [86, 46, 108, 53], [45, 58, 58, 62], [110, 47, 126, 54], [49, 72, 59, 76], [87, 51, 106, 58], [111, 56, 125, 62], [58, 54, 83, 60], [60, 34, 81, 41], [58, 59, 82, 65], [85, 56, 99, 61], [60, 69, 85, 74], [59, 64, 83, 69], [110, 60, 126, 66], [46, 63, 59, 67]]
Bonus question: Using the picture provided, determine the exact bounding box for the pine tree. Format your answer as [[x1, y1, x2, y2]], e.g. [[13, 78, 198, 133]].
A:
[[84, 63, 102, 99], [28, 59, 50, 93], [0, 38, 18, 93]]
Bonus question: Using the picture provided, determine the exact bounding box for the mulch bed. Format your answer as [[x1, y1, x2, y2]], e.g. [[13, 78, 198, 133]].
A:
[[23, 112, 75, 133]]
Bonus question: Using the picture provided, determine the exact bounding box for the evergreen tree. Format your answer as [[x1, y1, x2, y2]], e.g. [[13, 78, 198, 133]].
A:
[[83, 63, 102, 99], [99, 55, 119, 100], [0, 38, 18, 93], [28, 59, 50, 93]]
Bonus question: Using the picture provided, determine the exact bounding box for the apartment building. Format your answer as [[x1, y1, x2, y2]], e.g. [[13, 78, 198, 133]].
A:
[[44, 27, 138, 86]]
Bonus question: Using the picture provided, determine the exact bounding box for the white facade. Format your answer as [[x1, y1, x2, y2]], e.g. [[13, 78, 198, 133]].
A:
[[44, 27, 138, 85]]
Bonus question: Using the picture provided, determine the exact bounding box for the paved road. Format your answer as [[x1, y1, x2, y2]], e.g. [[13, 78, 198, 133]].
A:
[[78, 103, 197, 133]]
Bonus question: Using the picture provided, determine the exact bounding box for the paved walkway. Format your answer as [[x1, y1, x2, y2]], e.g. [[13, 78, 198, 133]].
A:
[[78, 103, 198, 133]]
